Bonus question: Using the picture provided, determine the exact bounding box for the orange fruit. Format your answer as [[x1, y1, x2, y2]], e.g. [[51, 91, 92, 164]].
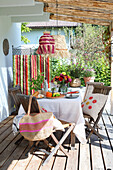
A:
[[46, 92, 52, 97]]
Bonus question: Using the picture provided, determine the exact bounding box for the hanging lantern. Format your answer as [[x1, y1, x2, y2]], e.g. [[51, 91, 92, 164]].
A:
[[37, 31, 55, 54], [52, 35, 70, 58]]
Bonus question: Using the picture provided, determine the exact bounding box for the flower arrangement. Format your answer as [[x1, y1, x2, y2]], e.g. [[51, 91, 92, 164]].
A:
[[51, 72, 72, 86], [82, 68, 95, 77]]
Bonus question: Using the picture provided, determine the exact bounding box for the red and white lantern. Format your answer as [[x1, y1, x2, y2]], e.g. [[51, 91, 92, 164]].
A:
[[37, 32, 55, 54]]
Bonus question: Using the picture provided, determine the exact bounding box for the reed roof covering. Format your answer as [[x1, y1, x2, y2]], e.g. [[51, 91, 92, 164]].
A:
[[35, 0, 113, 26]]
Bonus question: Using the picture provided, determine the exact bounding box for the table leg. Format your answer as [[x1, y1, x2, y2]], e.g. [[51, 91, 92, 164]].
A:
[[71, 131, 76, 150]]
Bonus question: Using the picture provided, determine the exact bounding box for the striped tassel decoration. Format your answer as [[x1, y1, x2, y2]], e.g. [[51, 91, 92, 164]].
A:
[[13, 55, 16, 87], [21, 55, 23, 93], [13, 53, 51, 95], [46, 56, 50, 88], [28, 55, 31, 95]]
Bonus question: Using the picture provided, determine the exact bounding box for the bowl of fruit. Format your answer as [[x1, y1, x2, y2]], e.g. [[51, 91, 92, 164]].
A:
[[46, 92, 65, 99]]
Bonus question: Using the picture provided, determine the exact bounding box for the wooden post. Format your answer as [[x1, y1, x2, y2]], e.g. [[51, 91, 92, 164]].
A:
[[110, 24, 113, 115]]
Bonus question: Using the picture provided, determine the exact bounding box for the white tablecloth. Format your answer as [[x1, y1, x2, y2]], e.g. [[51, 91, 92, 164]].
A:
[[38, 95, 86, 144]]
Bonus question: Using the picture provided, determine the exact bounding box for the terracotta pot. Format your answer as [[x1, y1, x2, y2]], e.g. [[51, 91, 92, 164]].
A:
[[70, 78, 81, 87], [83, 77, 95, 86]]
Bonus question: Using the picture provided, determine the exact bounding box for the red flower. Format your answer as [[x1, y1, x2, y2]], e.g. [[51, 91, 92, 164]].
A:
[[92, 100, 97, 103], [89, 96, 93, 100], [88, 106, 92, 109], [59, 77, 63, 81]]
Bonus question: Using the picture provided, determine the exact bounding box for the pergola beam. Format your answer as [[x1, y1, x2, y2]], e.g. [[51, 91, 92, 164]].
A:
[[11, 12, 50, 22], [36, 0, 113, 12], [0, 3, 43, 16], [44, 6, 113, 21], [50, 14, 111, 26]]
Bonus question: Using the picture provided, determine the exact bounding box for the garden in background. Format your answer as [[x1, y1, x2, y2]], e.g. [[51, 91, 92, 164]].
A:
[[51, 24, 111, 86]]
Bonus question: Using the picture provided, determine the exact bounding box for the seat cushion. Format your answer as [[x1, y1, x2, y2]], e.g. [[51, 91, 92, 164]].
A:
[[82, 94, 108, 121]]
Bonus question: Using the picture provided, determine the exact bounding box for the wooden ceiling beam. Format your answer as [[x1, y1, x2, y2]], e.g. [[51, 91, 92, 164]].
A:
[[50, 14, 111, 26], [44, 6, 113, 21], [36, 0, 113, 11]]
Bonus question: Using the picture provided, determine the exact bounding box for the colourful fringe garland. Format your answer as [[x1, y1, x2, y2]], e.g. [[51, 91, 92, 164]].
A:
[[13, 55, 50, 95]]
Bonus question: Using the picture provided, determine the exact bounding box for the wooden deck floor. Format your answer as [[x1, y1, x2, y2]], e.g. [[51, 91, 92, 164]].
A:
[[0, 111, 113, 170]]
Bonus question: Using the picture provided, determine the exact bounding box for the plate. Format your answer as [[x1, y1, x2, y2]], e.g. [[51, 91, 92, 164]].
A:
[[67, 91, 79, 94], [46, 94, 65, 99], [65, 95, 79, 99]]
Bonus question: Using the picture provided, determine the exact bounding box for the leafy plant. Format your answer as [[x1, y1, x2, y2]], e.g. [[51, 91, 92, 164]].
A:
[[21, 23, 32, 44], [51, 58, 70, 79], [67, 62, 83, 79], [82, 68, 95, 77], [29, 73, 44, 91]]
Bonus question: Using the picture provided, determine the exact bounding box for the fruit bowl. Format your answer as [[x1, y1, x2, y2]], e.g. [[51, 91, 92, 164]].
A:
[[46, 94, 65, 99]]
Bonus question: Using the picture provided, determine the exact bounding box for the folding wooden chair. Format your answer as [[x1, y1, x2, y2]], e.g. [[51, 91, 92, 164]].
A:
[[17, 94, 75, 166], [8, 85, 22, 114], [83, 85, 111, 141]]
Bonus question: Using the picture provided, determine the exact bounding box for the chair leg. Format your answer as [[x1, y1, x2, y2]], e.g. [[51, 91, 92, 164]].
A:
[[42, 123, 75, 166], [25, 142, 36, 156], [51, 133, 68, 156], [86, 121, 103, 141]]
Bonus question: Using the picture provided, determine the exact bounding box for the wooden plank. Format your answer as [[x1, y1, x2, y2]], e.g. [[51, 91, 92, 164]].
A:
[[102, 113, 113, 149], [1, 139, 28, 170], [79, 143, 91, 170], [0, 133, 22, 167], [98, 116, 113, 169], [36, 0, 113, 12], [0, 119, 13, 135], [90, 123, 105, 169], [0, 126, 12, 144], [0, 115, 14, 128], [66, 143, 79, 170], [50, 15, 111, 26], [39, 151, 55, 170], [25, 152, 42, 170], [26, 140, 52, 170], [52, 149, 67, 170], [108, 114, 113, 125], [45, 7, 113, 21], [0, 132, 20, 154], [12, 146, 34, 170]]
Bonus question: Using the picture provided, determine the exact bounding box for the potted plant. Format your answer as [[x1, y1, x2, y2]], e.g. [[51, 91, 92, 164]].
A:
[[69, 62, 82, 87], [29, 73, 44, 93], [82, 68, 95, 86]]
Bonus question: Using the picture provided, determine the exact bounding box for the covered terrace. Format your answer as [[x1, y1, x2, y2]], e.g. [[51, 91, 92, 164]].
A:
[[0, 0, 113, 169]]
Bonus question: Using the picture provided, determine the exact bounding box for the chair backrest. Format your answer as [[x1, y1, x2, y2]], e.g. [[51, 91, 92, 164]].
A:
[[17, 94, 40, 113], [83, 82, 104, 101], [8, 85, 22, 111], [92, 85, 111, 124], [93, 85, 111, 95]]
